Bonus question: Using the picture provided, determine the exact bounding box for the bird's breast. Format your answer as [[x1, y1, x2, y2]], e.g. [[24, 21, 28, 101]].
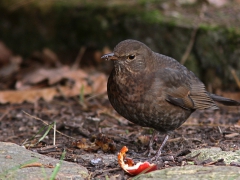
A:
[[108, 72, 146, 104], [107, 71, 163, 123]]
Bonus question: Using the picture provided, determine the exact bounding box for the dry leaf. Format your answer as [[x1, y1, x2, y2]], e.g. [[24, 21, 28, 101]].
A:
[[1, 65, 107, 104], [73, 138, 90, 150], [0, 88, 58, 104], [138, 135, 150, 146], [0, 56, 22, 77], [42, 48, 60, 66], [74, 134, 116, 153], [16, 66, 71, 89], [94, 133, 116, 153]]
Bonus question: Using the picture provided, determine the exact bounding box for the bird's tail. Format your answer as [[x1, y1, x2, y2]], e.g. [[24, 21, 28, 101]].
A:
[[209, 93, 240, 106]]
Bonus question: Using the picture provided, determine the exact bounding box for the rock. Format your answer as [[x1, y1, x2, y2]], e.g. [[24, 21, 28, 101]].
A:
[[136, 147, 240, 179], [135, 165, 240, 179], [188, 147, 240, 164], [0, 142, 88, 180]]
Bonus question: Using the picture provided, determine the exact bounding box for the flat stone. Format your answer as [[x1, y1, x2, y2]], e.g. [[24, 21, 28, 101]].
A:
[[136, 148, 240, 179], [0, 142, 88, 180], [188, 147, 240, 164], [135, 165, 240, 180]]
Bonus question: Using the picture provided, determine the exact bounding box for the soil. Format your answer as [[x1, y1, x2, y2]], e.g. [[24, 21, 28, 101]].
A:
[[0, 96, 240, 179], [0, 37, 239, 179]]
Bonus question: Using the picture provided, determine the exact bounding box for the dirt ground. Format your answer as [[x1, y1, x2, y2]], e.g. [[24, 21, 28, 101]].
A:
[[0, 40, 240, 179], [0, 96, 240, 179]]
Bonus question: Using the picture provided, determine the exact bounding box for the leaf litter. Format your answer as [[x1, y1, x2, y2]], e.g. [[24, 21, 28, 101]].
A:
[[0, 41, 240, 179]]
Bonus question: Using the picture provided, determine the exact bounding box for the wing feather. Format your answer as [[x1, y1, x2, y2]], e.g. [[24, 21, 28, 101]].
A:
[[161, 68, 218, 110]]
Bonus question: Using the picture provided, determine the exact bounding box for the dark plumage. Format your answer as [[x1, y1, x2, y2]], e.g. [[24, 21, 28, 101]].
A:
[[102, 39, 240, 159]]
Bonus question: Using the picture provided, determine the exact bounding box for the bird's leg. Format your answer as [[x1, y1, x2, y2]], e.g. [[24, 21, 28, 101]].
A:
[[144, 130, 158, 156], [150, 134, 169, 162]]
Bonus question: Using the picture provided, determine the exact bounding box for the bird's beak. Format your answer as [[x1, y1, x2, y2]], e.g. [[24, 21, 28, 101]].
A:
[[101, 53, 118, 61]]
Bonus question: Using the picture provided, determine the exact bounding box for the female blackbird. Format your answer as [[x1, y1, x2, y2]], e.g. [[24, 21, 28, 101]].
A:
[[102, 39, 240, 160]]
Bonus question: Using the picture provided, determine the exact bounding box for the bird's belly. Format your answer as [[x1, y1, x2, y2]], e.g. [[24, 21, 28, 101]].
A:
[[108, 91, 192, 133]]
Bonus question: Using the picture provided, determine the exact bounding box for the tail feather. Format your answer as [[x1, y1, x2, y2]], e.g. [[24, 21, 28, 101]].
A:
[[209, 93, 240, 106]]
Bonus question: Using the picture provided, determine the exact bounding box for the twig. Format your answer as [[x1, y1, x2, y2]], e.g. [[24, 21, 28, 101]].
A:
[[229, 67, 240, 89], [204, 159, 224, 166], [53, 121, 56, 146], [180, 27, 198, 65], [0, 108, 10, 121], [72, 46, 86, 70], [211, 44, 240, 90], [218, 126, 223, 134], [22, 111, 76, 140], [20, 162, 54, 169], [85, 92, 106, 101], [180, 4, 207, 65], [186, 152, 201, 161]]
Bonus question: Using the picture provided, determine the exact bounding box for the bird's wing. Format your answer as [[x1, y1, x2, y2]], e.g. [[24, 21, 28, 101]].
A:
[[160, 68, 218, 110]]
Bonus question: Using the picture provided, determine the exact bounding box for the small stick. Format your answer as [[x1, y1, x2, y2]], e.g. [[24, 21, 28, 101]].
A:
[[229, 68, 240, 89], [72, 47, 86, 70], [53, 121, 56, 146], [180, 4, 207, 65], [23, 111, 76, 140]]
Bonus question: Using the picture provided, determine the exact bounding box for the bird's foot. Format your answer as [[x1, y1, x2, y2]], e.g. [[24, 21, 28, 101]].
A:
[[149, 135, 169, 162]]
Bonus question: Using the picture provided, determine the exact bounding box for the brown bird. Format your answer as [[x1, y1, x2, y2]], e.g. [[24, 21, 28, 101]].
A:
[[102, 39, 240, 160]]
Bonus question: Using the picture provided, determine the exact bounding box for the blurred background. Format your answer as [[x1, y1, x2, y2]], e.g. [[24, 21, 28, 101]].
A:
[[0, 0, 240, 100], [0, 2, 240, 178]]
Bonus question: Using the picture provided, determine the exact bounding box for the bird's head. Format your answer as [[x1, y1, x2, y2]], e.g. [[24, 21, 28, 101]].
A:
[[101, 39, 153, 74]]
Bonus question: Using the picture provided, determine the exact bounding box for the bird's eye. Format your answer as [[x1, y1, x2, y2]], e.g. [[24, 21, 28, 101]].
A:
[[127, 55, 135, 60]]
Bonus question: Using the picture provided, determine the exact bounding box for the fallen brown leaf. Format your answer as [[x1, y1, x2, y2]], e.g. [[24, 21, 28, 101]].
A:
[[0, 88, 58, 104], [20, 162, 54, 168], [0, 66, 107, 104], [16, 66, 71, 89], [94, 133, 116, 153], [42, 48, 61, 66]]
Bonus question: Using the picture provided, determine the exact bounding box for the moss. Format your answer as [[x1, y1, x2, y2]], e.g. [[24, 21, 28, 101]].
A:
[[0, 0, 240, 89], [141, 10, 164, 24]]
